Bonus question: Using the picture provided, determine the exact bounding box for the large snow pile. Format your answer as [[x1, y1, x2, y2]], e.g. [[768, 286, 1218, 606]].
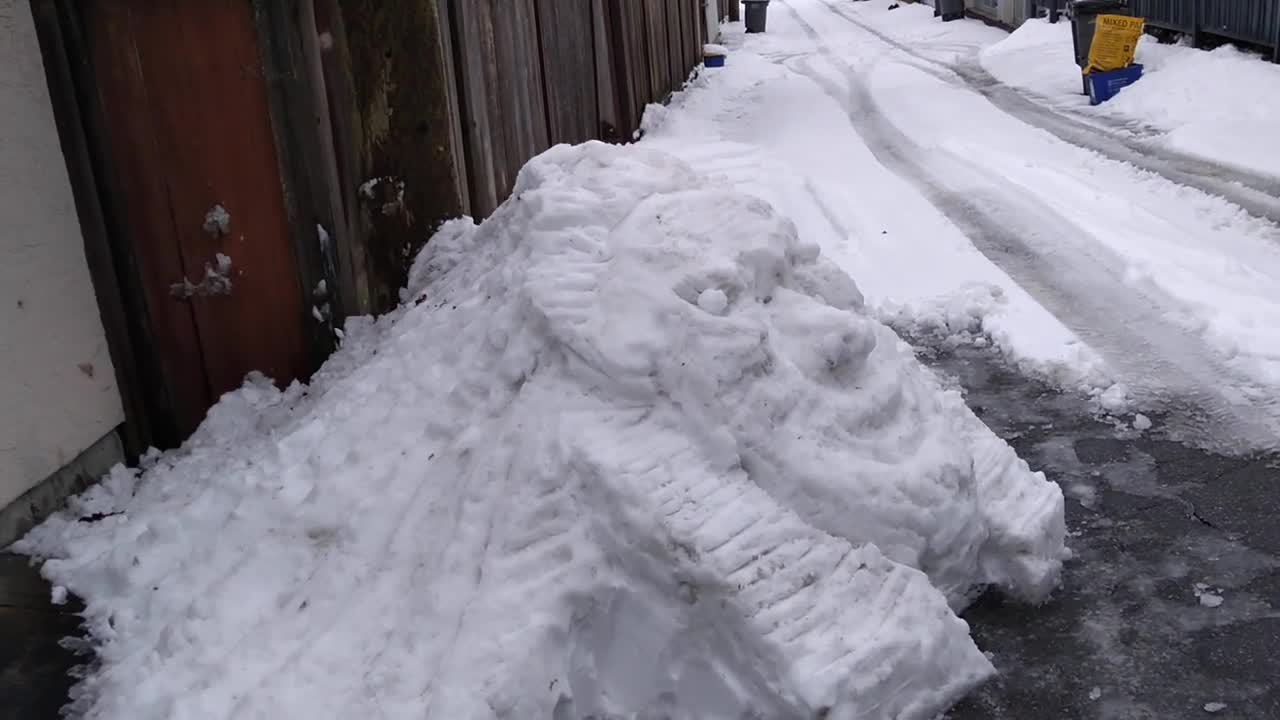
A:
[[983, 19, 1280, 177], [18, 142, 1066, 720]]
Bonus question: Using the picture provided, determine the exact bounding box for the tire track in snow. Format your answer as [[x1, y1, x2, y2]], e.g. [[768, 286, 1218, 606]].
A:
[[811, 0, 1280, 226], [776, 0, 1280, 453]]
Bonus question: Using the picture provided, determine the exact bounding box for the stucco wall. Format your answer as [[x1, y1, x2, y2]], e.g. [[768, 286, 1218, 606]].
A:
[[1, 0, 124, 511]]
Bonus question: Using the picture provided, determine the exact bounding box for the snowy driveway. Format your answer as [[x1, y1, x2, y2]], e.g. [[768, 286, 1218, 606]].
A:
[[641, 0, 1280, 455]]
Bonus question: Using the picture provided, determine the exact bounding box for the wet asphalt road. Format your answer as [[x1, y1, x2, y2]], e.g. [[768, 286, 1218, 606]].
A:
[[923, 342, 1280, 720], [0, 552, 83, 720]]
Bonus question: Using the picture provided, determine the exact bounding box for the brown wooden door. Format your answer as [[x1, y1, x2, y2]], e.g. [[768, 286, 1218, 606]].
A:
[[84, 0, 309, 438]]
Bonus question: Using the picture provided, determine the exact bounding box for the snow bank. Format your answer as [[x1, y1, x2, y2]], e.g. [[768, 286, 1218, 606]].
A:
[[984, 19, 1280, 178], [978, 17, 1078, 99], [18, 142, 1065, 720]]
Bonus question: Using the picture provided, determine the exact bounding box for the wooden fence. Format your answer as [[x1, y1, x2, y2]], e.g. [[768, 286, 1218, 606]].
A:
[[447, 0, 718, 220], [28, 0, 731, 453], [321, 0, 728, 315]]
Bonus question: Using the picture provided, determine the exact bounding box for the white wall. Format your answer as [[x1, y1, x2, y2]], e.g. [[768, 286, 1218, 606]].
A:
[[1, 0, 124, 510]]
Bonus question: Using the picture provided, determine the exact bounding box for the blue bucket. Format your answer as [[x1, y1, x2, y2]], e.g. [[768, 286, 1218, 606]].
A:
[[1087, 64, 1144, 105], [705, 54, 726, 68]]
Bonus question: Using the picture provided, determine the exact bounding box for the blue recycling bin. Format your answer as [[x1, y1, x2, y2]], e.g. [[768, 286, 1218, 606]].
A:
[[1087, 63, 1143, 104]]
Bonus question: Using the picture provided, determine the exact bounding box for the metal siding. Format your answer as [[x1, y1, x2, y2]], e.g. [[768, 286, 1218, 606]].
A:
[[1129, 0, 1197, 33], [1129, 0, 1279, 51], [1198, 0, 1279, 46]]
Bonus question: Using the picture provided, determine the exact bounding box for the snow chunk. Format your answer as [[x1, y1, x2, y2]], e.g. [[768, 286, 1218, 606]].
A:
[[16, 142, 1064, 720], [1096, 382, 1130, 413], [696, 287, 729, 315], [50, 585, 68, 605], [202, 204, 230, 238], [1204, 701, 1228, 713], [1133, 413, 1152, 431], [1194, 582, 1225, 608]]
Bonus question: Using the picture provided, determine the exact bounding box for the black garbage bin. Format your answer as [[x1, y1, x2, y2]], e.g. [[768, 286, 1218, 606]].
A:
[[1068, 0, 1131, 93], [937, 0, 964, 22], [743, 0, 769, 33]]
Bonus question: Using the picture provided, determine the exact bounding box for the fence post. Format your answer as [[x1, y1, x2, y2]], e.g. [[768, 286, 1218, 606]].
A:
[[1049, 0, 1060, 24]]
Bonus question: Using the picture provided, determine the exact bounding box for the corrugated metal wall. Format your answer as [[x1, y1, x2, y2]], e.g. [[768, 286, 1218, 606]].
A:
[[1122, 0, 1279, 55], [984, 0, 1280, 59], [1129, 0, 1196, 34], [1196, 0, 1280, 47]]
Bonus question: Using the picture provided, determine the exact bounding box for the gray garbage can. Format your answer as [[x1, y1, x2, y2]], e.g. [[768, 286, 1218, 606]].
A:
[[937, 0, 965, 22], [743, 0, 769, 33], [1069, 0, 1132, 93]]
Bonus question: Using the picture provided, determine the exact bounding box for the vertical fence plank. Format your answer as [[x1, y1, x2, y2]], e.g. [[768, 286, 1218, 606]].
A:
[[604, 0, 637, 135], [494, 0, 550, 170], [592, 0, 623, 140], [646, 0, 671, 99], [448, 0, 504, 217], [667, 0, 685, 91], [631, 0, 653, 120], [691, 0, 704, 68], [536, 0, 599, 145], [328, 0, 470, 310]]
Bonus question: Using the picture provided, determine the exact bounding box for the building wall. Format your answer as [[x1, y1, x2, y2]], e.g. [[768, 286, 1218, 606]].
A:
[[0, 0, 124, 512], [967, 0, 1043, 27]]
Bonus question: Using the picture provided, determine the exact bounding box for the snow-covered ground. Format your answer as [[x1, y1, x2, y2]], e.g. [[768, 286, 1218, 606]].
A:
[[642, 0, 1280, 452], [639, 14, 1112, 398], [18, 143, 1067, 719], [983, 17, 1280, 180]]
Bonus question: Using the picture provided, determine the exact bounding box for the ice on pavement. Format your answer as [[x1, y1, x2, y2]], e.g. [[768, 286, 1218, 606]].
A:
[[18, 142, 1066, 719]]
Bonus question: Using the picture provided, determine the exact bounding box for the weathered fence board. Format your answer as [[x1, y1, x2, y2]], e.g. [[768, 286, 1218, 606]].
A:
[[536, 0, 599, 145], [436, 0, 708, 221], [327, 0, 469, 313], [603, 0, 647, 135], [592, 0, 623, 141], [495, 0, 550, 165], [666, 0, 685, 92], [644, 0, 670, 99], [450, 0, 548, 217]]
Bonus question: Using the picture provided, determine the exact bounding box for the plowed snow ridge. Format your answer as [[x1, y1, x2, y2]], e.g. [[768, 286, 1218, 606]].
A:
[[19, 143, 1065, 720]]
